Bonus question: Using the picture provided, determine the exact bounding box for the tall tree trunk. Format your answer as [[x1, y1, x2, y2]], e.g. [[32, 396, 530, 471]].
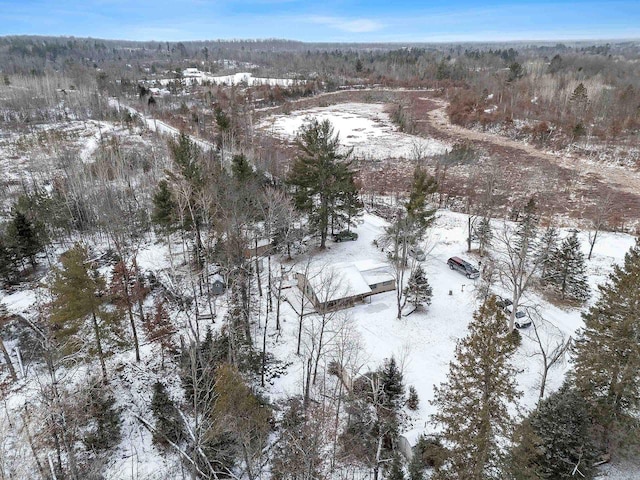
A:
[[0, 336, 17, 381], [91, 311, 108, 383]]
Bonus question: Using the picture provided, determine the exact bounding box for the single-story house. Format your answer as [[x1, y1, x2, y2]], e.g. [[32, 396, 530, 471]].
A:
[[296, 260, 395, 312]]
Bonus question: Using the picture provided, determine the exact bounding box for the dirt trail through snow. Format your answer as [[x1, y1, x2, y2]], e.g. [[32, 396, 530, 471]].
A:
[[425, 99, 640, 198]]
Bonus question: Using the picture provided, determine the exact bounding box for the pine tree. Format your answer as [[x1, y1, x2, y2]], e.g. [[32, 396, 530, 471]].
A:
[[431, 296, 522, 480], [404, 265, 433, 314], [0, 234, 17, 283], [406, 386, 420, 410], [287, 118, 360, 248], [572, 239, 640, 449], [82, 379, 122, 453], [475, 217, 492, 257], [272, 398, 325, 480], [151, 180, 178, 234], [545, 231, 589, 302], [7, 210, 44, 271], [406, 166, 437, 231], [150, 381, 186, 449], [538, 226, 559, 282], [509, 384, 596, 480], [48, 244, 116, 383], [232, 153, 254, 183], [387, 453, 406, 480], [571, 83, 588, 105], [380, 356, 405, 411]]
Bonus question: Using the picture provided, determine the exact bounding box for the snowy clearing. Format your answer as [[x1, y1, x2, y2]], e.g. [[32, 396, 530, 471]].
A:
[[154, 70, 304, 87], [257, 102, 449, 160], [267, 209, 635, 448]]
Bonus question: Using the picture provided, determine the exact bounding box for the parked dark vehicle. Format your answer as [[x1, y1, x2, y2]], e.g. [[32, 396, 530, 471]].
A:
[[505, 305, 532, 328], [447, 256, 480, 279], [333, 230, 358, 242], [496, 296, 531, 328]]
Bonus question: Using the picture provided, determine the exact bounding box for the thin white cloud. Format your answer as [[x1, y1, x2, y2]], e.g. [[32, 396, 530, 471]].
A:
[[307, 16, 384, 33]]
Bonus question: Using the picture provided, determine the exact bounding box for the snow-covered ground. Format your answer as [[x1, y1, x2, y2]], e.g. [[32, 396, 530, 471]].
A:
[[155, 70, 304, 87], [266, 209, 635, 450], [257, 102, 449, 160], [0, 207, 637, 478]]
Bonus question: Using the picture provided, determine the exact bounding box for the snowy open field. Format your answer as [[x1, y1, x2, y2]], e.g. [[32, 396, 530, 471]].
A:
[[266, 209, 636, 453], [257, 102, 449, 160], [155, 70, 304, 87]]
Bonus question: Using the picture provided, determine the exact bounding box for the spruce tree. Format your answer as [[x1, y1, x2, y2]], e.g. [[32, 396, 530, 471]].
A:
[[0, 234, 17, 283], [151, 180, 178, 234], [509, 384, 596, 480], [150, 381, 185, 448], [404, 265, 433, 314], [380, 356, 405, 410], [231, 153, 254, 183], [572, 239, 640, 449], [7, 210, 43, 271], [545, 231, 589, 302], [538, 226, 559, 282], [475, 217, 492, 257], [431, 296, 522, 480], [387, 453, 406, 480], [82, 379, 122, 453]]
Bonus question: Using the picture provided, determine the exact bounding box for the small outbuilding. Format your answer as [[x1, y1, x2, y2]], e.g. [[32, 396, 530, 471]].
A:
[[209, 274, 226, 296]]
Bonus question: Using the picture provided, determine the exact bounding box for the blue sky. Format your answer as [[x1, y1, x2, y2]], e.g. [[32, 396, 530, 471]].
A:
[[1, 0, 639, 42]]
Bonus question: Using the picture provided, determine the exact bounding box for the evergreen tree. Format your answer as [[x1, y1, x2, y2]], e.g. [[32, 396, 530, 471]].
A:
[[509, 384, 596, 480], [0, 233, 17, 283], [475, 217, 492, 257], [571, 83, 588, 105], [545, 231, 589, 302], [404, 265, 433, 314], [151, 180, 178, 234], [150, 381, 186, 448], [333, 174, 364, 233], [538, 226, 559, 282], [380, 356, 405, 411], [271, 398, 325, 480], [406, 386, 420, 410], [231, 153, 254, 183], [82, 379, 122, 453], [48, 244, 116, 383], [340, 358, 407, 480], [406, 166, 437, 231], [515, 197, 539, 254], [387, 453, 406, 480], [572, 239, 640, 449], [7, 210, 44, 270], [287, 118, 360, 248], [409, 435, 447, 478], [431, 297, 522, 480]]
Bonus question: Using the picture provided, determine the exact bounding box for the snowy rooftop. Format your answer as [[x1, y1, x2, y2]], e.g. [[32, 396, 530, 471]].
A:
[[299, 260, 390, 303]]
